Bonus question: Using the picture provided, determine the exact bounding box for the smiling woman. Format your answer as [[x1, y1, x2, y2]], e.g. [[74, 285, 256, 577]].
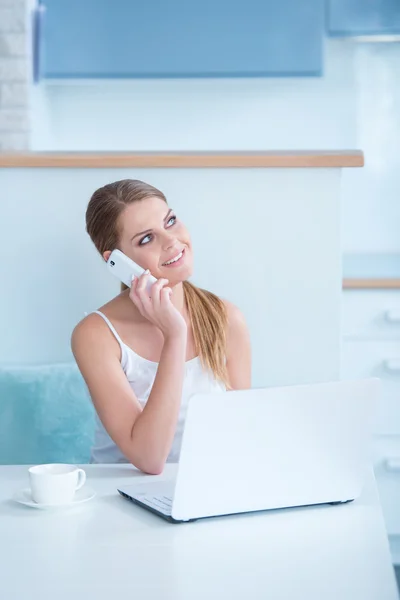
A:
[[71, 179, 251, 474]]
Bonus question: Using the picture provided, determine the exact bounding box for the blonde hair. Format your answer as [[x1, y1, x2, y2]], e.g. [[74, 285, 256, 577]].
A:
[[85, 179, 230, 388]]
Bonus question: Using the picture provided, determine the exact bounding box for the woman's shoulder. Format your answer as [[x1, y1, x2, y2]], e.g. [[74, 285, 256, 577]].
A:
[[222, 299, 248, 328], [221, 299, 250, 351], [71, 292, 135, 349], [71, 311, 112, 354]]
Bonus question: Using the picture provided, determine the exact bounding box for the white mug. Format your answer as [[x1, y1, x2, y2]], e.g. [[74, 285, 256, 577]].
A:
[[28, 464, 86, 505]]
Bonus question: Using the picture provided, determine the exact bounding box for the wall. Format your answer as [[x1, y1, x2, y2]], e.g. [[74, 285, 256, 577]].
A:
[[31, 39, 400, 254], [32, 40, 356, 152], [341, 42, 400, 254], [0, 0, 30, 150], [1, 165, 342, 391]]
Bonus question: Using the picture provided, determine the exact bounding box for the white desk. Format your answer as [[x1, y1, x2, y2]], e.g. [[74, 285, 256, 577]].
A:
[[0, 464, 398, 600]]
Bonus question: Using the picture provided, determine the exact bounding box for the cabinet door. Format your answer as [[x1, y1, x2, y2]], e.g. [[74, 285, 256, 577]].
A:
[[372, 436, 400, 536], [328, 0, 400, 36], [342, 290, 400, 340], [43, 0, 324, 78], [341, 340, 400, 435]]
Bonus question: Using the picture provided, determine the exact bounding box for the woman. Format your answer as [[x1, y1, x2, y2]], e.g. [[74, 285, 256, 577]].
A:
[[71, 179, 251, 474]]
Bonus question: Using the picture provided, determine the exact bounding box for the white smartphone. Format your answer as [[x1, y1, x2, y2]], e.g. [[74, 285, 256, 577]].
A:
[[106, 249, 157, 293]]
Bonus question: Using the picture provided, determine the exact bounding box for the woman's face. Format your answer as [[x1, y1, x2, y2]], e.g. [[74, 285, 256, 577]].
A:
[[116, 196, 193, 285]]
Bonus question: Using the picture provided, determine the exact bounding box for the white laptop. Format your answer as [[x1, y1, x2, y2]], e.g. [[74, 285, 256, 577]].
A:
[[117, 378, 379, 523]]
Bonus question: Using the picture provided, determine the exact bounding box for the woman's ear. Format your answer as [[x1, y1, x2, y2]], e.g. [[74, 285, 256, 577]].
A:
[[103, 250, 112, 263]]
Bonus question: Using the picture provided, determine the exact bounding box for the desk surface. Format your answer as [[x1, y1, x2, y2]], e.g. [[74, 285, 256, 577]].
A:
[[0, 464, 398, 600]]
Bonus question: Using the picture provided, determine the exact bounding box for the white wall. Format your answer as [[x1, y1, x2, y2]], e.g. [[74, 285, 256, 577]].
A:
[[32, 40, 356, 152], [341, 43, 400, 254], [31, 39, 400, 254], [1, 166, 342, 389]]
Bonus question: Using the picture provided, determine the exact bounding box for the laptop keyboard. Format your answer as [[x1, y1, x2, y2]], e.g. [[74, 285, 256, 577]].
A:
[[140, 494, 173, 515], [119, 482, 175, 516]]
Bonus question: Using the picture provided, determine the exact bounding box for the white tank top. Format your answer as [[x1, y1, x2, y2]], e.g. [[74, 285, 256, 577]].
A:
[[90, 310, 226, 464]]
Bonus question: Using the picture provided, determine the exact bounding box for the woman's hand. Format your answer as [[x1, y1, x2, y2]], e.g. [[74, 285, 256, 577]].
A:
[[129, 271, 187, 339]]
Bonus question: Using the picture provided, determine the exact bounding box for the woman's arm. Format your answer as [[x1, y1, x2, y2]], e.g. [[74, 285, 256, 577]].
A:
[[224, 301, 252, 390], [72, 274, 188, 475], [72, 317, 187, 475]]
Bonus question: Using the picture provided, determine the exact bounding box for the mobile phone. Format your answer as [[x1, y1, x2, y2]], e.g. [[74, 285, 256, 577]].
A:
[[106, 249, 157, 293]]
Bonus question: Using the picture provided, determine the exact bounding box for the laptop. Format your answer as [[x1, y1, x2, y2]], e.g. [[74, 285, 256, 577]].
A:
[[117, 378, 379, 523]]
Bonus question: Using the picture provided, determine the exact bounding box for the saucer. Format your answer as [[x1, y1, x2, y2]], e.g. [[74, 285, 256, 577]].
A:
[[13, 486, 96, 510]]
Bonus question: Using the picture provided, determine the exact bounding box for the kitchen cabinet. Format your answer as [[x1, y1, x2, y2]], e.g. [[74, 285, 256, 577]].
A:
[[41, 0, 324, 78], [328, 0, 400, 36], [342, 284, 400, 563], [0, 151, 359, 391]]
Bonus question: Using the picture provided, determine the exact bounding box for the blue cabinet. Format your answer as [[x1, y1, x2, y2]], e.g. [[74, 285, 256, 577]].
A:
[[328, 0, 400, 36], [42, 0, 324, 78]]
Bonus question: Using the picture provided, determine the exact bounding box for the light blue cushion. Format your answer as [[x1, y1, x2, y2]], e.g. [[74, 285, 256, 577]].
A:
[[0, 363, 95, 465]]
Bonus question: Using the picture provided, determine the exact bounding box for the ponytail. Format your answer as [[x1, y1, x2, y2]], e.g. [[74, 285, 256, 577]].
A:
[[183, 281, 229, 389]]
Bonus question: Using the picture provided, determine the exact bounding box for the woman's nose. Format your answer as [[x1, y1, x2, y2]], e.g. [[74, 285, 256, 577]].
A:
[[162, 232, 177, 249]]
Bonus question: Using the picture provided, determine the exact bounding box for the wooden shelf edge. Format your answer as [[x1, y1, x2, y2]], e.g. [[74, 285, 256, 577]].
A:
[[343, 278, 400, 289], [0, 151, 364, 168]]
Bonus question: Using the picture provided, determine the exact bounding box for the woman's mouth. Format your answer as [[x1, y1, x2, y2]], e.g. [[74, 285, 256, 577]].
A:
[[162, 248, 186, 268]]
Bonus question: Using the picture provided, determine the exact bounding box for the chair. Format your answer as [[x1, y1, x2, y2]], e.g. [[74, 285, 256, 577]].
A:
[[0, 363, 95, 465]]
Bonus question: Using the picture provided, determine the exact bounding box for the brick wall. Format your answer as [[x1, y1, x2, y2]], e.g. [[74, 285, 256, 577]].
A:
[[0, 0, 30, 150]]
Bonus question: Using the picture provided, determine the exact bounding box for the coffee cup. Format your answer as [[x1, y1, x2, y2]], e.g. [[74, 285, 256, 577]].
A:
[[28, 464, 86, 505]]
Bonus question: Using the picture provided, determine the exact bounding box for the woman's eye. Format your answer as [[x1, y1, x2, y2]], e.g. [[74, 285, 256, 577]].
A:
[[139, 216, 176, 245], [139, 234, 152, 246], [167, 215, 177, 227]]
